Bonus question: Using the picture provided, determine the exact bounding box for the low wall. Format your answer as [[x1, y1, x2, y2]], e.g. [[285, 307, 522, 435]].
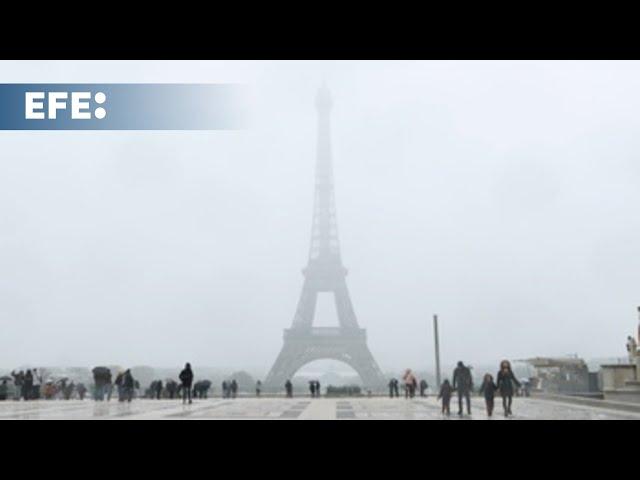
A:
[[600, 364, 636, 390]]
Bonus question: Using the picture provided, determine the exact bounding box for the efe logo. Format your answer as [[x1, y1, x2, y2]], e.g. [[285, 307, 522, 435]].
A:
[[25, 91, 106, 120]]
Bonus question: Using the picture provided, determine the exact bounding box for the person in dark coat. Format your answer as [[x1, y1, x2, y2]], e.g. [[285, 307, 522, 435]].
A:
[[419, 379, 429, 397], [256, 380, 262, 397], [438, 379, 453, 416], [0, 380, 8, 401], [194, 380, 211, 399], [309, 381, 316, 398], [165, 380, 177, 399], [154, 380, 163, 399], [230, 379, 238, 399], [91, 367, 110, 401], [285, 379, 293, 398], [496, 360, 521, 417], [77, 383, 87, 400], [123, 369, 135, 402], [114, 371, 125, 401], [221, 380, 229, 399], [479, 373, 498, 417], [388, 379, 396, 398], [179, 363, 194, 404], [23, 370, 34, 401], [452, 361, 473, 416], [314, 380, 321, 397], [11, 371, 24, 401]]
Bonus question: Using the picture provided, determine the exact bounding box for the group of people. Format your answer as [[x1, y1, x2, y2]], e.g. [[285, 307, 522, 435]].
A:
[[388, 370, 429, 398], [146, 375, 210, 400], [438, 360, 521, 417], [4, 369, 89, 401], [308, 380, 321, 397], [9, 369, 43, 400], [91, 363, 195, 404], [221, 379, 239, 399]]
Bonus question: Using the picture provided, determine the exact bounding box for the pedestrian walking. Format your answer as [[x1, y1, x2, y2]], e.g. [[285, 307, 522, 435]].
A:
[[438, 379, 453, 416], [285, 379, 293, 398], [479, 373, 498, 417], [496, 360, 520, 417], [179, 363, 194, 404], [452, 361, 473, 416], [419, 379, 429, 397], [403, 369, 417, 399], [77, 383, 87, 400], [309, 380, 316, 398], [23, 370, 33, 401], [123, 369, 135, 402]]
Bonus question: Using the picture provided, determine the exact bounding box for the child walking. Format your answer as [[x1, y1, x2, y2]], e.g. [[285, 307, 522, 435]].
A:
[[479, 373, 498, 417], [438, 379, 453, 416]]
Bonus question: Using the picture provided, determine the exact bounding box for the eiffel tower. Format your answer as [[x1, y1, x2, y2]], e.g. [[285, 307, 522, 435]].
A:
[[264, 86, 386, 391]]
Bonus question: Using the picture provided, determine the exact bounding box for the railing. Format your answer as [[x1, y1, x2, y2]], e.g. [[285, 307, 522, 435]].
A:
[[284, 327, 366, 340]]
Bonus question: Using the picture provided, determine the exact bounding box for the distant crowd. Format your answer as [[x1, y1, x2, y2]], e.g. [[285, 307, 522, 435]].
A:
[[0, 359, 530, 417]]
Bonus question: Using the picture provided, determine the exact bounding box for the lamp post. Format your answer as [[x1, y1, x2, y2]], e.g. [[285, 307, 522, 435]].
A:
[[434, 314, 441, 388]]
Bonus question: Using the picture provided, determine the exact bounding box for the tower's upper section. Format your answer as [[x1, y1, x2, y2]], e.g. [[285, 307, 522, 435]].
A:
[[315, 84, 332, 114], [308, 85, 341, 265]]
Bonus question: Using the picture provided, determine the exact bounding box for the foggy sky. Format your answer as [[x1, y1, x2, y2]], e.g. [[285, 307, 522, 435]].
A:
[[1, 60, 639, 374]]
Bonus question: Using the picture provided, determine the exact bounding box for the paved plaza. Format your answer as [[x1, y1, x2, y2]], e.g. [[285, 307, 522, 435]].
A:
[[0, 396, 639, 420]]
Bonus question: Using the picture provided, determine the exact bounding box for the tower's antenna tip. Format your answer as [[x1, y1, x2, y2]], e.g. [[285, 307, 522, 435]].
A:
[[316, 83, 332, 111]]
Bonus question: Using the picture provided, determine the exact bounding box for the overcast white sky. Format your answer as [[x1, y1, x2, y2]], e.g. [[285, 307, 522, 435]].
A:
[[1, 61, 639, 374]]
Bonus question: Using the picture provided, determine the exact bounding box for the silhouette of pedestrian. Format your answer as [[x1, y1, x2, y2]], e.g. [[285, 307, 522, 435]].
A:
[[403, 369, 417, 399], [309, 380, 316, 398], [285, 379, 293, 398], [77, 383, 87, 400], [222, 380, 229, 398], [123, 369, 135, 402], [315, 380, 321, 397], [438, 379, 453, 416], [419, 379, 428, 397], [115, 371, 125, 402], [452, 361, 473, 416], [0, 380, 8, 401], [388, 379, 395, 398], [179, 363, 194, 404], [256, 380, 262, 397], [496, 360, 520, 417], [155, 380, 163, 399], [11, 371, 24, 401], [23, 370, 33, 401], [166, 380, 177, 399], [479, 373, 498, 417], [230, 379, 238, 399]]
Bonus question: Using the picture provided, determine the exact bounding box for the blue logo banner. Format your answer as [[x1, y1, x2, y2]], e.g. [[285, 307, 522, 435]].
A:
[[0, 84, 246, 130]]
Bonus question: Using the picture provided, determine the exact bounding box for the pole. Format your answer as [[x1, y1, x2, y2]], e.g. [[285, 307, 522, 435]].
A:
[[433, 314, 441, 388], [637, 306, 640, 345]]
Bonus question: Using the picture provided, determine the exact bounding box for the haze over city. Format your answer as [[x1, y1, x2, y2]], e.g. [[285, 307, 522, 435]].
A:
[[1, 60, 639, 375]]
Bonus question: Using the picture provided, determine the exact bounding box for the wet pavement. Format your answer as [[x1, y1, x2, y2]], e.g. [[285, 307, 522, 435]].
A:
[[0, 396, 638, 420]]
